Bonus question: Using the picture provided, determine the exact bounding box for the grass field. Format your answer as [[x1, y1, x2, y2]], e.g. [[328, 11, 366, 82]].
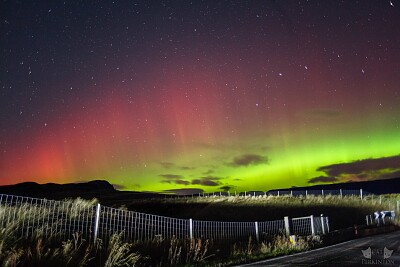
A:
[[0, 194, 399, 266], [112, 194, 400, 230]]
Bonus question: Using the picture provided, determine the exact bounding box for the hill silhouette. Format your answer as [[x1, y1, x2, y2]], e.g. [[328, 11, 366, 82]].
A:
[[0, 180, 162, 205]]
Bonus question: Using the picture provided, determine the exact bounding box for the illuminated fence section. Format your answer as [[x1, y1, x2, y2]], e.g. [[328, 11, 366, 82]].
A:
[[0, 194, 96, 241], [192, 220, 255, 240], [266, 189, 369, 198], [291, 216, 312, 236], [200, 189, 371, 198], [312, 215, 329, 235], [0, 194, 331, 244], [291, 215, 329, 236], [191, 219, 286, 240], [258, 219, 286, 236], [96, 206, 189, 242]]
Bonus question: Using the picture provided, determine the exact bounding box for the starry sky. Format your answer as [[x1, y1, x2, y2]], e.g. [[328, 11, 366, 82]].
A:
[[1, 1, 400, 194]]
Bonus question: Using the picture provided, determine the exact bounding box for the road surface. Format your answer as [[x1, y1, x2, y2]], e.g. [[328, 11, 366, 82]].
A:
[[237, 231, 400, 266]]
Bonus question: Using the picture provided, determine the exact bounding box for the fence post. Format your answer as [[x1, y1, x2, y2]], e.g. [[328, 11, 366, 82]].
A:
[[397, 200, 399, 212], [310, 215, 315, 236], [325, 217, 330, 232], [189, 218, 193, 240], [255, 221, 259, 242], [284, 216, 291, 236], [322, 189, 324, 197], [290, 190, 293, 197], [340, 189, 343, 198], [93, 203, 101, 244], [366, 215, 369, 226], [360, 189, 363, 200], [277, 190, 280, 197], [305, 190, 307, 198], [320, 214, 325, 234]]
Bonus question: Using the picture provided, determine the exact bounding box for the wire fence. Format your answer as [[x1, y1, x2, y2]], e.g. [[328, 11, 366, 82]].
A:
[[96, 205, 189, 242], [0, 194, 97, 241], [365, 210, 396, 226], [194, 188, 370, 199], [186, 190, 400, 214], [0, 193, 329, 244]]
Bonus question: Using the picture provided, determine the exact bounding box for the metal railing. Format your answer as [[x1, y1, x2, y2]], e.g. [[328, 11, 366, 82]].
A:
[[0, 193, 329, 243], [365, 210, 396, 226], [195, 189, 370, 199]]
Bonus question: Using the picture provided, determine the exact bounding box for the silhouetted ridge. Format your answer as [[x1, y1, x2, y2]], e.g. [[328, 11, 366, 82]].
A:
[[0, 180, 162, 204], [0, 180, 116, 199]]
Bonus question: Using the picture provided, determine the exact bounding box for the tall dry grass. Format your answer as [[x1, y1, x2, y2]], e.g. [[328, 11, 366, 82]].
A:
[[121, 194, 398, 229], [0, 199, 140, 267], [1, 194, 397, 266]]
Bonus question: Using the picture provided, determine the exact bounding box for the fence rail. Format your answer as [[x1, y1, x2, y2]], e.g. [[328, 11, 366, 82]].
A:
[[0, 193, 329, 244], [194, 188, 370, 199]]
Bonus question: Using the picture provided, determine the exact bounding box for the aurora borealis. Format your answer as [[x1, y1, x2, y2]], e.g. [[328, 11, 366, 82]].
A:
[[1, 1, 400, 194]]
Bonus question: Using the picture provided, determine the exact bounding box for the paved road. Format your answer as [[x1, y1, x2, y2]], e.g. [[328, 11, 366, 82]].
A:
[[238, 231, 400, 266]]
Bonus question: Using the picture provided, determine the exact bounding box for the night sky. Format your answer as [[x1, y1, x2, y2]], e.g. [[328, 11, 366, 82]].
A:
[[1, 1, 400, 194]]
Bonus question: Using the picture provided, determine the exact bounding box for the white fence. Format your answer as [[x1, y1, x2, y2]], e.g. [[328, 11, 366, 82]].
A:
[[365, 210, 396, 226], [0, 194, 329, 243], [196, 189, 369, 199], [284, 215, 329, 237]]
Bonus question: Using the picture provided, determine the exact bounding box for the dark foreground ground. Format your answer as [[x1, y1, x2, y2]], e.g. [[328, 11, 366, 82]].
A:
[[238, 230, 400, 266]]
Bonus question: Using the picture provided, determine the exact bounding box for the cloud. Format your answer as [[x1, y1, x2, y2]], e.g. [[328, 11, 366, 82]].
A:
[[310, 154, 400, 183], [377, 170, 400, 180], [317, 155, 400, 177], [161, 179, 190, 185], [112, 183, 127, 190], [159, 174, 190, 185], [159, 174, 183, 179], [163, 188, 204, 195], [220, 185, 235, 192], [308, 176, 338, 183], [191, 176, 221, 186], [229, 154, 268, 167]]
